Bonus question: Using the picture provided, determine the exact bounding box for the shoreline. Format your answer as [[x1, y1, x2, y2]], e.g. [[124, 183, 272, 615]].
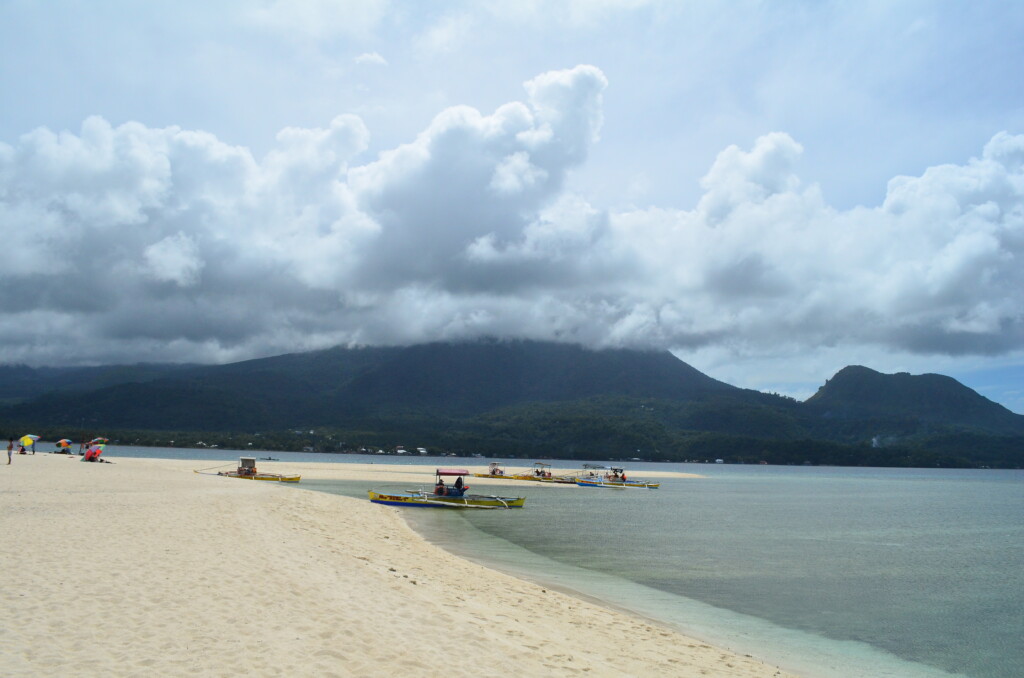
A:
[[1, 455, 794, 677]]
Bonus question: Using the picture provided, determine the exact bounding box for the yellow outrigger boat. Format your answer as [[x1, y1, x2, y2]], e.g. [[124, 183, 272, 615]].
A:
[[369, 469, 525, 509], [473, 462, 509, 479], [511, 462, 580, 484], [511, 461, 556, 482], [493, 461, 576, 484], [194, 457, 301, 483]]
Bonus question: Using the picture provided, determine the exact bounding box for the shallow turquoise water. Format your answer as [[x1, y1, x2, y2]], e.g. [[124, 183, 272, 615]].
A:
[[405, 464, 1024, 678]]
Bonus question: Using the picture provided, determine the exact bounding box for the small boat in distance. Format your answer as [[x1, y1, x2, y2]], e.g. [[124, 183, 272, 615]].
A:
[[473, 462, 508, 478], [195, 457, 301, 483], [512, 462, 554, 481], [369, 468, 525, 509], [509, 462, 577, 484], [573, 465, 659, 489]]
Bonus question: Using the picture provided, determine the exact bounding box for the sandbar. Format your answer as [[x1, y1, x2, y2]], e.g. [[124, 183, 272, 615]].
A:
[[1, 455, 795, 677]]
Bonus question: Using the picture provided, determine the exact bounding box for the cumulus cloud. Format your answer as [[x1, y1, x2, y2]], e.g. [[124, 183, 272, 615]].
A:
[[143, 232, 204, 287], [355, 51, 388, 66], [346, 64, 607, 291], [0, 65, 1022, 370]]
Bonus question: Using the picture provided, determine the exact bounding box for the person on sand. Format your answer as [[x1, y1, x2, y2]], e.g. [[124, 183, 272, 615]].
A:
[[6, 438, 12, 465], [18, 445, 26, 455]]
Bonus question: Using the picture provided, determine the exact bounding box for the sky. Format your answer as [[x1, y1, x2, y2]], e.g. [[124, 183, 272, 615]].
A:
[[1, 0, 1023, 413]]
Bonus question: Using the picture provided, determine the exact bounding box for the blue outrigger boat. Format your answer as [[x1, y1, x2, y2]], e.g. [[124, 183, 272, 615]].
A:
[[574, 465, 660, 489]]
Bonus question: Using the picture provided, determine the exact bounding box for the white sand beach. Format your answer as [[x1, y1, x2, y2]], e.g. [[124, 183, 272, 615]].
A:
[[1, 455, 796, 677]]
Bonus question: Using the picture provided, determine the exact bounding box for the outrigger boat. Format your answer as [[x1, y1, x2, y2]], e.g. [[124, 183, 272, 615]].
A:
[[194, 457, 301, 483], [368, 468, 525, 509], [505, 462, 576, 484], [473, 462, 508, 478], [511, 462, 555, 481], [574, 465, 659, 489]]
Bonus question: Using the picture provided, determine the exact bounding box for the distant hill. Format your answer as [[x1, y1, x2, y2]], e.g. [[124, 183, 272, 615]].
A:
[[805, 365, 1024, 437], [2, 341, 1022, 467]]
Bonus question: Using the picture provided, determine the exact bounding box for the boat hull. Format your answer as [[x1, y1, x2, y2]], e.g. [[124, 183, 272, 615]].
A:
[[506, 474, 578, 483], [205, 471, 301, 483], [575, 479, 659, 489], [368, 490, 525, 509], [239, 474, 301, 482]]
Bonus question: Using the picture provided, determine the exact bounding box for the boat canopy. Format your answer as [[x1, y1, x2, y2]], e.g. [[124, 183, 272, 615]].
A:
[[436, 468, 470, 476]]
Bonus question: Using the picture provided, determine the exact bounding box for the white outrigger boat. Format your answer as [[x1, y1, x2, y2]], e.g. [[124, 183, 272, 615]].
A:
[[368, 469, 526, 509]]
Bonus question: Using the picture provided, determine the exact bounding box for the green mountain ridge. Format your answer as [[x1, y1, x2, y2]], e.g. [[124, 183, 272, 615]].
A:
[[806, 365, 1024, 435], [1, 340, 1021, 467]]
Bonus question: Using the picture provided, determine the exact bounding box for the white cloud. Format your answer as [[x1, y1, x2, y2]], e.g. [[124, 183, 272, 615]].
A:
[[489, 151, 548, 195], [0, 66, 1022, 388], [346, 65, 607, 290], [696, 132, 804, 224], [355, 51, 388, 66], [144, 232, 204, 287]]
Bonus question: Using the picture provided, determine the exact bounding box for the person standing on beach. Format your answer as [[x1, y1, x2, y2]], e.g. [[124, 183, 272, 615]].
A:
[[7, 438, 12, 464]]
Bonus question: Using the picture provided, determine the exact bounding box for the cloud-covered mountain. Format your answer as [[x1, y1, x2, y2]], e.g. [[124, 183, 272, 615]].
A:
[[4, 340, 1021, 457], [1, 340, 745, 430], [1, 65, 1022, 385]]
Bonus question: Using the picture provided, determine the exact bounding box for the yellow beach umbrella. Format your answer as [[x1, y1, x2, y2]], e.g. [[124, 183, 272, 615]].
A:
[[19, 434, 39, 447]]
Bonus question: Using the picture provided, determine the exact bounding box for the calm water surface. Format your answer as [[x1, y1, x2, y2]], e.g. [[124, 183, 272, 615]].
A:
[[111, 447, 1023, 678], [409, 464, 1024, 678]]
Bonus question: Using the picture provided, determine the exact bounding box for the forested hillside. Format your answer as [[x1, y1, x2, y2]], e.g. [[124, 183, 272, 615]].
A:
[[2, 341, 1022, 468]]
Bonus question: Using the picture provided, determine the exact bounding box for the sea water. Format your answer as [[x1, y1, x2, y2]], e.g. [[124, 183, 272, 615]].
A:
[[110, 447, 1023, 678], [403, 464, 1024, 678]]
